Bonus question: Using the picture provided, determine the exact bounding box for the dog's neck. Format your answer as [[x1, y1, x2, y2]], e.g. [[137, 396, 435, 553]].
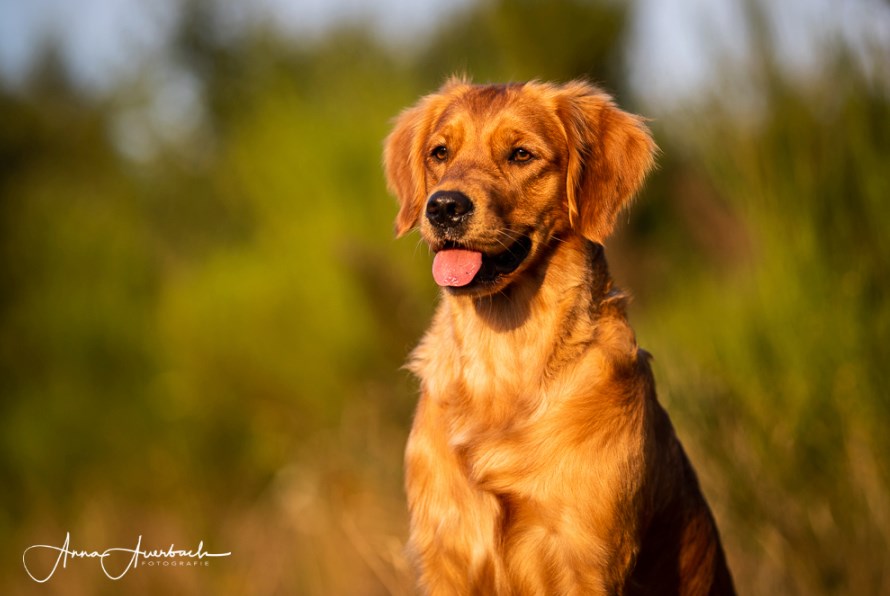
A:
[[466, 236, 613, 333], [447, 234, 617, 343], [410, 235, 632, 414]]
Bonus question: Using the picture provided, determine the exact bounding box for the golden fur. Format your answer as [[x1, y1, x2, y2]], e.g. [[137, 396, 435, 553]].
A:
[[384, 78, 735, 595]]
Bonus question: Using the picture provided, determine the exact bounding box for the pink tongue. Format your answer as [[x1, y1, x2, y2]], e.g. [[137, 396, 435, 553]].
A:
[[432, 249, 483, 287]]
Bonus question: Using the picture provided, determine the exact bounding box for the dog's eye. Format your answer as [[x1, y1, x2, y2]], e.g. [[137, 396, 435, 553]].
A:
[[510, 148, 533, 163], [431, 145, 449, 162]]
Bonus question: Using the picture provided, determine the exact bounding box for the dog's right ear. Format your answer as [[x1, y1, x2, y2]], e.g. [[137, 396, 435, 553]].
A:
[[384, 103, 428, 237], [384, 84, 461, 237]]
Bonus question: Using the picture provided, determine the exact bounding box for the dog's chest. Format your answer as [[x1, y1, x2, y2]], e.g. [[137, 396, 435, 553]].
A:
[[413, 290, 610, 485], [460, 333, 546, 399], [440, 344, 599, 484]]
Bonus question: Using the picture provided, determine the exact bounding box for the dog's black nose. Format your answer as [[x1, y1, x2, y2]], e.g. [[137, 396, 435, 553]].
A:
[[426, 191, 474, 228]]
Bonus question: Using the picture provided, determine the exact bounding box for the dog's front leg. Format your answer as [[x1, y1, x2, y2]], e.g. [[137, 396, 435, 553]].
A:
[[404, 394, 508, 595], [465, 422, 647, 595]]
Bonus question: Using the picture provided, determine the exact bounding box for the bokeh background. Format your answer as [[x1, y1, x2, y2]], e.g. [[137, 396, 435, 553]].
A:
[[1, 0, 888, 594]]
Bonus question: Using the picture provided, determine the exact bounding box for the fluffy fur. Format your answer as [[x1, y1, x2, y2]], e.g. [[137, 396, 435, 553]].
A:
[[384, 78, 735, 595]]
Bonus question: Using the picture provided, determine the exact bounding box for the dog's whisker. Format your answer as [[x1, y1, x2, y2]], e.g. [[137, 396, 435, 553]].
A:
[[412, 236, 427, 258]]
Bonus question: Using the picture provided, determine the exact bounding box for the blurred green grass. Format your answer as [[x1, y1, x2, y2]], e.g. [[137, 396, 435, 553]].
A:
[[1, 1, 888, 594]]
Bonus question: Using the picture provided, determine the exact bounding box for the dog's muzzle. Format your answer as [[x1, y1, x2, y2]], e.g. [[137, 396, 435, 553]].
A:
[[424, 189, 532, 292]]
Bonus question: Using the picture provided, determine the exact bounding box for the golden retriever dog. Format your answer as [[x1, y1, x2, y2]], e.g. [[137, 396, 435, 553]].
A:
[[384, 78, 735, 595]]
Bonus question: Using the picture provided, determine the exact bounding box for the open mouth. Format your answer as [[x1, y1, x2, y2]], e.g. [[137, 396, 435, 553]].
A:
[[431, 235, 533, 290]]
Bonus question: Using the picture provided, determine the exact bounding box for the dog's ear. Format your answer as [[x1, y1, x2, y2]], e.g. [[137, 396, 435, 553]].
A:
[[384, 103, 428, 237], [557, 81, 656, 243], [384, 81, 465, 237]]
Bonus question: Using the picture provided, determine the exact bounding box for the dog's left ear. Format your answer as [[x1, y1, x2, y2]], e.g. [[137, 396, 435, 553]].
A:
[[557, 81, 656, 243]]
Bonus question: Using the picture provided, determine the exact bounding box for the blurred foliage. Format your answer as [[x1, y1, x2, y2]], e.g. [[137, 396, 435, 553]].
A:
[[635, 58, 890, 593], [1, 0, 888, 594]]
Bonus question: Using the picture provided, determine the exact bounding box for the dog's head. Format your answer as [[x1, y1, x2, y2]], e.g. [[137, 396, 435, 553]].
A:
[[384, 78, 655, 296]]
